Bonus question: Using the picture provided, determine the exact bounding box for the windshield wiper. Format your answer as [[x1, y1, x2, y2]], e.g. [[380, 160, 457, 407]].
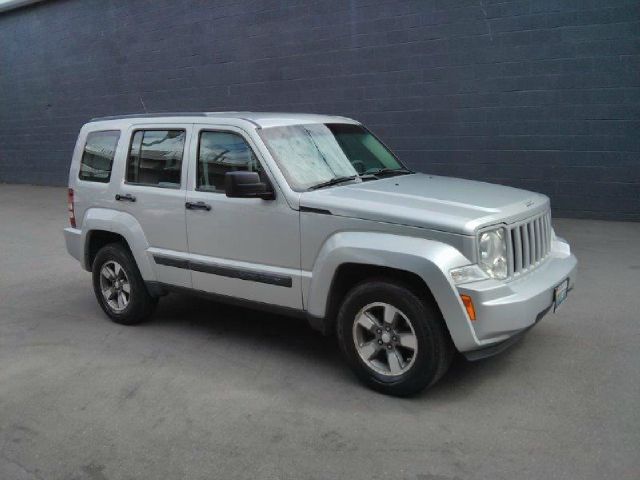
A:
[[307, 175, 358, 191], [365, 167, 414, 176]]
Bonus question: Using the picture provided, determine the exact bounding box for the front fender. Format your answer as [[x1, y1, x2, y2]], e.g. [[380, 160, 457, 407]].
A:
[[306, 231, 480, 352], [81, 208, 156, 281]]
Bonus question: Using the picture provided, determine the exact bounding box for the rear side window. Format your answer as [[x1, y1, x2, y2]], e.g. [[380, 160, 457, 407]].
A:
[[126, 130, 185, 188], [197, 131, 261, 192], [78, 130, 120, 183]]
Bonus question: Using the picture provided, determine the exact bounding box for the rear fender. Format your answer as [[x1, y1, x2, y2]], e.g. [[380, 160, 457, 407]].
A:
[[80, 208, 156, 281]]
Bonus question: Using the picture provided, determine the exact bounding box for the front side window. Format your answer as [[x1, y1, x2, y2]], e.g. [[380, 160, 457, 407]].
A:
[[197, 131, 262, 192], [79, 130, 120, 183], [126, 130, 185, 188], [259, 123, 404, 191]]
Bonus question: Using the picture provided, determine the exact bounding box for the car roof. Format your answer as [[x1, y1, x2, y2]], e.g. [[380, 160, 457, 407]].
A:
[[87, 112, 360, 129]]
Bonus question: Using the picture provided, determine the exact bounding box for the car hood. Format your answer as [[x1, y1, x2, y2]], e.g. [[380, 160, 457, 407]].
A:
[[298, 173, 549, 235]]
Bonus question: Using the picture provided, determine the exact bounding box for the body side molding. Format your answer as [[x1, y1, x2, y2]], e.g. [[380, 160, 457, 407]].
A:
[[152, 255, 293, 288]]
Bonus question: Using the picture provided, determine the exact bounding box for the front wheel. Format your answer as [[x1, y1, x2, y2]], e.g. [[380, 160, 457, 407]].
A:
[[92, 243, 157, 325], [337, 280, 453, 396]]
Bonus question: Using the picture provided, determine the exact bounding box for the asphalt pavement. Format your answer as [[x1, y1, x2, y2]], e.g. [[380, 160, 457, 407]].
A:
[[0, 184, 638, 480]]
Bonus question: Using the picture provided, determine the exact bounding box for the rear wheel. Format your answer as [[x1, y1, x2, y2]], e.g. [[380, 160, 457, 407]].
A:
[[92, 243, 157, 325], [337, 280, 453, 396]]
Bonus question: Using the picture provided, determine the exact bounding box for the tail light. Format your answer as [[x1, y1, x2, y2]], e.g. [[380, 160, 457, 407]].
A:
[[68, 188, 76, 228]]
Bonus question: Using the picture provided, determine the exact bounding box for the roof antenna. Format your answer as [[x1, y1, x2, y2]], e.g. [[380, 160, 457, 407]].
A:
[[139, 96, 147, 113]]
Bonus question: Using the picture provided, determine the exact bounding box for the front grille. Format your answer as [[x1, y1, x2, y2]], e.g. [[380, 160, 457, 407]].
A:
[[507, 210, 552, 277]]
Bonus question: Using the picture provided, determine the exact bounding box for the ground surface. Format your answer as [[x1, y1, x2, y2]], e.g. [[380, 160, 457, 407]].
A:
[[0, 184, 638, 480]]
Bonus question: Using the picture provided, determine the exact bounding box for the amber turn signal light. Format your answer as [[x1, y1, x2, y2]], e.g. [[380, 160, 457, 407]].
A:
[[460, 294, 476, 321]]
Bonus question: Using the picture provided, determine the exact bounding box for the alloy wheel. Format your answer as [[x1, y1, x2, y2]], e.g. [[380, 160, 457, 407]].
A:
[[99, 260, 131, 312], [352, 302, 418, 376]]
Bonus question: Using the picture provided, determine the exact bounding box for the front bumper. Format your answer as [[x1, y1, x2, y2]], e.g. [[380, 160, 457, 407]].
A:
[[455, 238, 577, 356]]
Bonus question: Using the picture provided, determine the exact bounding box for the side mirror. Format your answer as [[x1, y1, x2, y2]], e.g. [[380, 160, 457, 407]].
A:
[[224, 171, 274, 200]]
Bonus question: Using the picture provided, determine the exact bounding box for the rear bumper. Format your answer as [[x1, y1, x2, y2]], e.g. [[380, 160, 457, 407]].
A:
[[455, 238, 577, 354], [64, 227, 83, 264]]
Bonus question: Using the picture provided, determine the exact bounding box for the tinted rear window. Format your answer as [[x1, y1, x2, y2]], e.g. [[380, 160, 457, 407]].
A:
[[79, 130, 120, 183], [126, 130, 185, 188]]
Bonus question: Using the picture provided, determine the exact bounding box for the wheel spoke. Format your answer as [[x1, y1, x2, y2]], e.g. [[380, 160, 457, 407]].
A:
[[386, 349, 403, 375], [114, 263, 123, 279], [102, 266, 116, 281], [359, 340, 380, 360], [383, 304, 398, 326], [117, 291, 126, 309], [397, 333, 417, 351], [122, 282, 130, 294], [356, 311, 378, 332], [102, 287, 116, 300]]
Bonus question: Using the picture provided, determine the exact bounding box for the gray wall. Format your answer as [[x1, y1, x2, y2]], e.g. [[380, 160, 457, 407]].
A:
[[1, 0, 638, 220]]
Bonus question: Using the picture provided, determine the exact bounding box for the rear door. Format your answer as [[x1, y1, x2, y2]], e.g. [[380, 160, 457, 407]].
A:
[[115, 123, 192, 287]]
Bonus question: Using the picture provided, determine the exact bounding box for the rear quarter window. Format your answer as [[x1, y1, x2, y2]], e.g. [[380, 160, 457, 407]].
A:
[[79, 130, 120, 183]]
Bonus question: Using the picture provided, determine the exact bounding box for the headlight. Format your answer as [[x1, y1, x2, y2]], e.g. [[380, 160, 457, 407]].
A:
[[478, 227, 508, 279]]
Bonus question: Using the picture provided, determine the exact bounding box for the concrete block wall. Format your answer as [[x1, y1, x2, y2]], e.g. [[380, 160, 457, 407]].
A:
[[1, 0, 638, 219]]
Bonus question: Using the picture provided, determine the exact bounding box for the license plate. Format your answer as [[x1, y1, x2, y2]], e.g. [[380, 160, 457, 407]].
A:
[[554, 279, 569, 312]]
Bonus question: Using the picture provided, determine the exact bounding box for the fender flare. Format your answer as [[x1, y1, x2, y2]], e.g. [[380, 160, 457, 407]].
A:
[[80, 208, 156, 281], [305, 231, 480, 352]]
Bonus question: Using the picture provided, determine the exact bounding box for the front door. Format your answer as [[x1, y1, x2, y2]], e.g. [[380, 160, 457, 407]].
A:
[[184, 125, 302, 309], [116, 123, 192, 287]]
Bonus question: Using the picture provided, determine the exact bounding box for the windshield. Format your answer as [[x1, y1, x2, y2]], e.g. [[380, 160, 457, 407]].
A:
[[259, 123, 405, 191]]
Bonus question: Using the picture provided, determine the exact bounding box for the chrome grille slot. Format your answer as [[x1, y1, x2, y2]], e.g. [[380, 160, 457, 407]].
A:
[[512, 227, 522, 272], [508, 210, 552, 277], [520, 224, 527, 267], [528, 222, 535, 265]]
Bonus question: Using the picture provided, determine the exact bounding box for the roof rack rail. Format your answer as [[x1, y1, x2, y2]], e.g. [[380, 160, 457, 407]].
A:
[[90, 112, 209, 122]]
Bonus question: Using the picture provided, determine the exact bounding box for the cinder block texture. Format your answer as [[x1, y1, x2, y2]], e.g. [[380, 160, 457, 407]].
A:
[[1, 0, 638, 219]]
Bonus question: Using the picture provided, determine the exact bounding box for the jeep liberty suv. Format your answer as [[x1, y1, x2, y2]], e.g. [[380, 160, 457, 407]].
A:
[[64, 112, 577, 395]]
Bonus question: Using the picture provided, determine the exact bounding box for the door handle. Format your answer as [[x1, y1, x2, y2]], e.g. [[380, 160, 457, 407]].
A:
[[115, 193, 136, 202], [185, 201, 211, 211]]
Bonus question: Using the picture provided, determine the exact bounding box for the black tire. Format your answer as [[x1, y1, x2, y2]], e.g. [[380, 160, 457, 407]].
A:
[[91, 243, 157, 325], [337, 279, 453, 396]]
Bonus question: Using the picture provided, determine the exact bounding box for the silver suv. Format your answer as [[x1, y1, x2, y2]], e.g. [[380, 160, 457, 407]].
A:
[[64, 112, 577, 395]]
